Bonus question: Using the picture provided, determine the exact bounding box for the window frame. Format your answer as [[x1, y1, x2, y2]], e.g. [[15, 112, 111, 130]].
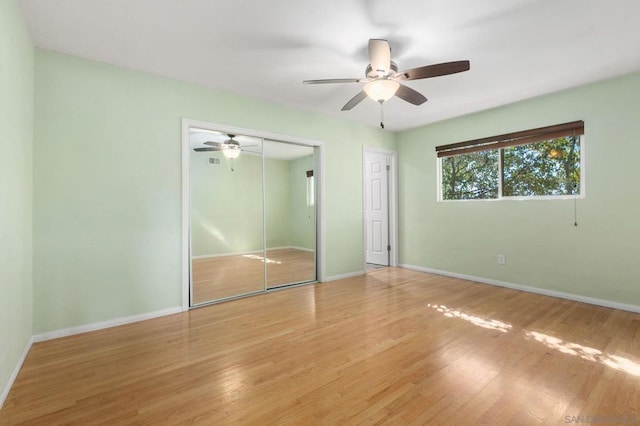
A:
[[437, 133, 586, 202]]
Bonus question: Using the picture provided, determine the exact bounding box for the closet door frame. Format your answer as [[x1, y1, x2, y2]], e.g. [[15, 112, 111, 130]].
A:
[[181, 118, 326, 310]]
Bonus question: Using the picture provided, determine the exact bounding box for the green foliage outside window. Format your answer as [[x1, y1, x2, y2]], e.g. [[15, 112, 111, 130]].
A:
[[441, 136, 581, 200], [503, 136, 580, 196], [441, 150, 499, 200]]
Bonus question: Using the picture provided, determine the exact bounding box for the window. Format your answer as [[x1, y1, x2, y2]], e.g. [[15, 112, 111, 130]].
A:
[[306, 170, 314, 206], [502, 137, 581, 197], [437, 121, 584, 201], [441, 150, 499, 200]]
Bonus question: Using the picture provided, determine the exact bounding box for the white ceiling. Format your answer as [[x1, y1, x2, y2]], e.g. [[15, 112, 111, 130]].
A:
[[18, 0, 640, 131]]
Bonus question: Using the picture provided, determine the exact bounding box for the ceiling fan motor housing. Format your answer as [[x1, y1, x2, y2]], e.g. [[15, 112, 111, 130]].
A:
[[224, 139, 240, 148], [366, 61, 398, 78]]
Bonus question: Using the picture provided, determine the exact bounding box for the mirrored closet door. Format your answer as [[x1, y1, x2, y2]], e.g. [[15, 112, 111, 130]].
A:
[[189, 129, 265, 304], [189, 127, 317, 306], [263, 140, 316, 288]]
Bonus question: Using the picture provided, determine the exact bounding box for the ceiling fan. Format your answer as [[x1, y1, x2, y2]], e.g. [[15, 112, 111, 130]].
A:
[[193, 134, 246, 159], [303, 39, 470, 127]]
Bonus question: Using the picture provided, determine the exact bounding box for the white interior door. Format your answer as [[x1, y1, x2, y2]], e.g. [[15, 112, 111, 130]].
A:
[[364, 151, 389, 266]]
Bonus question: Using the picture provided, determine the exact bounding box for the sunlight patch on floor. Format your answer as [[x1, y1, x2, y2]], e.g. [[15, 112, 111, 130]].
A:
[[242, 254, 282, 264], [427, 304, 513, 333], [525, 331, 640, 377]]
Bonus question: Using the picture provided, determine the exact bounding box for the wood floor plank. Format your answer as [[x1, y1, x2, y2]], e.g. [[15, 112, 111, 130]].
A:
[[1, 267, 639, 425], [192, 248, 315, 303]]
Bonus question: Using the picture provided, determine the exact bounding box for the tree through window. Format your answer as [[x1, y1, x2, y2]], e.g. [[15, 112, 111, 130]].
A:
[[502, 136, 580, 197], [437, 121, 584, 201], [441, 150, 498, 200]]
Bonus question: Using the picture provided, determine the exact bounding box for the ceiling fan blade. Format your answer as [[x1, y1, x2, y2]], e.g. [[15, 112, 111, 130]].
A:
[[368, 39, 391, 75], [240, 148, 261, 154], [399, 60, 470, 81], [395, 84, 428, 105], [341, 91, 368, 111], [194, 147, 218, 152], [203, 141, 223, 147], [303, 78, 363, 84]]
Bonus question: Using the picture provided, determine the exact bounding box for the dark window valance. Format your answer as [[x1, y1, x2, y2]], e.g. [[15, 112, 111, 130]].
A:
[[435, 120, 584, 158]]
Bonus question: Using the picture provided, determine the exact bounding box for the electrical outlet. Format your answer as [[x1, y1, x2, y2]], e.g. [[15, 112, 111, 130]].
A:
[[497, 254, 506, 265]]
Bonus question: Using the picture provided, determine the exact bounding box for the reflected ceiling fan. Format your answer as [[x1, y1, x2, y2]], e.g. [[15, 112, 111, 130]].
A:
[[303, 39, 470, 128], [193, 134, 252, 159]]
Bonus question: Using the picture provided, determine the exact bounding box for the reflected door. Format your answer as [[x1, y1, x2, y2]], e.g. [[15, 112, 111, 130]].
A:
[[189, 129, 265, 304], [263, 140, 316, 288]]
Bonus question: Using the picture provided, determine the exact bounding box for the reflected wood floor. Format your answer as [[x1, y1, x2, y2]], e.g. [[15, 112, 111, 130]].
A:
[[2, 268, 640, 425], [192, 248, 315, 304]]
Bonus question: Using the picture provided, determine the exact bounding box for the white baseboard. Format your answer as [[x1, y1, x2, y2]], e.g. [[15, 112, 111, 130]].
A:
[[400, 264, 640, 314], [323, 270, 365, 282], [288, 246, 315, 253], [192, 246, 314, 260], [32, 306, 183, 343], [1, 336, 33, 409]]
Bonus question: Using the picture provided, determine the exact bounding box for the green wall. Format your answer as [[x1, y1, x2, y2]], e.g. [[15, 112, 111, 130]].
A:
[[265, 157, 293, 250], [190, 152, 294, 256], [33, 49, 396, 333], [289, 155, 316, 250], [398, 71, 640, 307], [0, 0, 34, 400]]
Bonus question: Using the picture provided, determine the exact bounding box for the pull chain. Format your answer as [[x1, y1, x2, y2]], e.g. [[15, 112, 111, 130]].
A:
[[573, 183, 578, 226], [379, 100, 385, 129]]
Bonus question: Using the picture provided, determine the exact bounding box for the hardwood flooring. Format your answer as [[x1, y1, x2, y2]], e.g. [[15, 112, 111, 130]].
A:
[[191, 248, 315, 304], [2, 268, 639, 425]]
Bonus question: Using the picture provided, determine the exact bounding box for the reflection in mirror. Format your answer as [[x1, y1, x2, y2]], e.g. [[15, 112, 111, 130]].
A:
[[263, 140, 316, 288], [189, 128, 265, 304]]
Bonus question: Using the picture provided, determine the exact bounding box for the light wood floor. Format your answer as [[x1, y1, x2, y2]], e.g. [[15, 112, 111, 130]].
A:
[[192, 248, 315, 304], [2, 268, 639, 425]]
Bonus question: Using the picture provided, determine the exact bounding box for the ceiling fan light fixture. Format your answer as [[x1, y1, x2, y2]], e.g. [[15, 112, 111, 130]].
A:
[[223, 146, 241, 159], [364, 79, 399, 102]]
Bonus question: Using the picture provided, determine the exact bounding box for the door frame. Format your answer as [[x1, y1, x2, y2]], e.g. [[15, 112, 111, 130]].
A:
[[362, 147, 398, 270], [181, 118, 326, 310]]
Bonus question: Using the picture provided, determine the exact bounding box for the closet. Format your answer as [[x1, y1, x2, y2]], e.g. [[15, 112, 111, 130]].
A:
[[188, 126, 317, 305]]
